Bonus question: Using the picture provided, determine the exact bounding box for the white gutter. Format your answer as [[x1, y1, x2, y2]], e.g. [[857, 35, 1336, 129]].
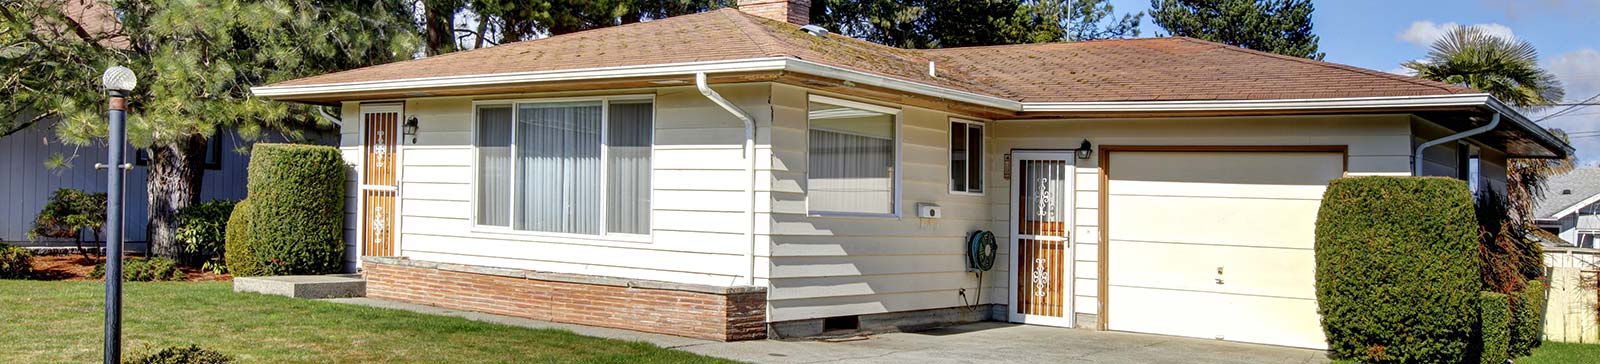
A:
[[253, 57, 792, 98], [1415, 113, 1499, 176], [696, 72, 760, 287], [1020, 94, 1494, 112]]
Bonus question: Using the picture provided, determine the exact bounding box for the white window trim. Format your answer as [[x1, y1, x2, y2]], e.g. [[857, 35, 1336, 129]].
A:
[[949, 118, 986, 196], [805, 94, 903, 219], [468, 94, 657, 243]]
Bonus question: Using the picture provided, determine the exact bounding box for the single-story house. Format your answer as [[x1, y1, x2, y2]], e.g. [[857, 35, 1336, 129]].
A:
[[1535, 168, 1600, 249], [251, 0, 1573, 349]]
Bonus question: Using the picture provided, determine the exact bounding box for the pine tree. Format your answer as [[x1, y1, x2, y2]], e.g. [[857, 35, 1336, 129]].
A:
[[1148, 0, 1323, 59], [810, 0, 1063, 49]]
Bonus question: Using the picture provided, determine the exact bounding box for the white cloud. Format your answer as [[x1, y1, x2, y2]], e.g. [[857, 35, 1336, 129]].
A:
[[1480, 0, 1600, 21], [1397, 21, 1516, 48], [1387, 66, 1417, 76]]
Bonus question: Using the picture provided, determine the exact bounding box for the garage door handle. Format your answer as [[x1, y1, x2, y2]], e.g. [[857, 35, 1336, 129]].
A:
[[1215, 278, 1224, 285]]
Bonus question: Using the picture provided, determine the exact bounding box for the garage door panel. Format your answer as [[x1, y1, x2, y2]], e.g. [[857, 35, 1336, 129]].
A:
[[1108, 240, 1316, 299], [1109, 180, 1331, 200], [1108, 287, 1325, 349], [1110, 152, 1343, 188], [1108, 194, 1322, 249]]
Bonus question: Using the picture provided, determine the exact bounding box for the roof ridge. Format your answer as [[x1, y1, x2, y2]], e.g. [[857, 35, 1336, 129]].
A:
[[1171, 37, 1473, 95], [719, 8, 782, 57]]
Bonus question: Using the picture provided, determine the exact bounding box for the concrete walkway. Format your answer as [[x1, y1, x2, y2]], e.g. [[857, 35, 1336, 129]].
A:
[[325, 298, 1330, 364]]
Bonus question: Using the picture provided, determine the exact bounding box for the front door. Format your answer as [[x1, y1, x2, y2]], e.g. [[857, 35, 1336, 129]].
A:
[[360, 105, 402, 258], [1008, 151, 1075, 327]]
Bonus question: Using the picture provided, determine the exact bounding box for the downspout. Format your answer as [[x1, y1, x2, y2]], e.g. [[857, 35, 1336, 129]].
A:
[[696, 72, 759, 286], [1414, 113, 1499, 176], [318, 106, 344, 127]]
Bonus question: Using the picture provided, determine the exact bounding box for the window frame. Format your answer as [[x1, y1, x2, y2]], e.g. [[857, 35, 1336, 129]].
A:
[[469, 94, 657, 242], [804, 94, 903, 219], [948, 118, 986, 196]]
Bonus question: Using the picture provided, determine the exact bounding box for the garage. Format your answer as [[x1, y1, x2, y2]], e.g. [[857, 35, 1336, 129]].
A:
[[1102, 147, 1345, 349]]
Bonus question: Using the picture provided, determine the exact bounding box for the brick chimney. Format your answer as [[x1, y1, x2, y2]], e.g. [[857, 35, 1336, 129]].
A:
[[737, 0, 811, 25]]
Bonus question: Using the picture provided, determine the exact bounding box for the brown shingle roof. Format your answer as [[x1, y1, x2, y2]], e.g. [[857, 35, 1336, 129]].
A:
[[270, 8, 1478, 103]]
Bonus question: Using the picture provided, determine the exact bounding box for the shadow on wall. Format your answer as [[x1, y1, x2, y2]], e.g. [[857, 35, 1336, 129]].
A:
[[1544, 248, 1600, 344]]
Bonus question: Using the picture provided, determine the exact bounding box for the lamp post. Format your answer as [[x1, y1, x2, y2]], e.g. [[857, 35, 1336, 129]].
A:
[[101, 66, 136, 364]]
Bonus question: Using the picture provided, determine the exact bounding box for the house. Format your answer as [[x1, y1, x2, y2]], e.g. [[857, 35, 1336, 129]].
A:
[[250, 1, 1573, 349], [1535, 168, 1600, 249]]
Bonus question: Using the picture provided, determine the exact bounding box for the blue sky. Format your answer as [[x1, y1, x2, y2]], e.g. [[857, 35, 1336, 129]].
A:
[[1106, 0, 1600, 162]]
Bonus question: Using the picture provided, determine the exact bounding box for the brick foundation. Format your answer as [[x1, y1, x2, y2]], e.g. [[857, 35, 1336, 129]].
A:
[[362, 257, 766, 341]]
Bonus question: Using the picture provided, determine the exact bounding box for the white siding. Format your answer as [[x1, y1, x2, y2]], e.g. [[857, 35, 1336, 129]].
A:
[[353, 85, 769, 286], [0, 118, 281, 247], [1410, 116, 1511, 195]]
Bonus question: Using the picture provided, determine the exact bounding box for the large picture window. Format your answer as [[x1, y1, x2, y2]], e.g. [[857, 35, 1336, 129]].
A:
[[475, 97, 653, 236], [807, 95, 898, 216], [950, 119, 983, 194]]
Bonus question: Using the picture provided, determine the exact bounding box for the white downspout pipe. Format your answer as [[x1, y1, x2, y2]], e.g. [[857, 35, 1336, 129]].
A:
[[696, 72, 759, 286], [318, 106, 344, 127], [1414, 113, 1499, 176]]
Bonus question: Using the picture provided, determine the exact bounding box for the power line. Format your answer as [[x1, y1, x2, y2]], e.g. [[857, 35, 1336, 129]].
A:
[[1537, 92, 1600, 122]]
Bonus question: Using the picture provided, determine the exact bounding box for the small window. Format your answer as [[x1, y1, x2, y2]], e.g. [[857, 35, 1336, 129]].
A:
[[950, 119, 983, 194], [1577, 231, 1599, 249], [807, 95, 898, 216], [1457, 142, 1480, 194]]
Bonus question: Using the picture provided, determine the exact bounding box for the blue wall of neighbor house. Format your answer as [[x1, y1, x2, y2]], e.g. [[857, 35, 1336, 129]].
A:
[[0, 118, 326, 249]]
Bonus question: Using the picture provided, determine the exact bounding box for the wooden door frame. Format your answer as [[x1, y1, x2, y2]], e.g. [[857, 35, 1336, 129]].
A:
[[1008, 150, 1077, 328], [358, 102, 405, 264], [1095, 145, 1348, 331]]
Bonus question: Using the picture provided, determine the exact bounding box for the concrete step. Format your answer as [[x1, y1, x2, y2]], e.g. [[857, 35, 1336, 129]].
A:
[[234, 274, 366, 299]]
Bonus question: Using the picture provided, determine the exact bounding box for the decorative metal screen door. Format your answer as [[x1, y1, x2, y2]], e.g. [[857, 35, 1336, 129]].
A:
[[360, 105, 402, 258], [1008, 151, 1075, 327]]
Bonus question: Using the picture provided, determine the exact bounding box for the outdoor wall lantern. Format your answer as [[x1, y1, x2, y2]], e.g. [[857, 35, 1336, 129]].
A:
[[1076, 139, 1093, 159], [404, 116, 420, 143]]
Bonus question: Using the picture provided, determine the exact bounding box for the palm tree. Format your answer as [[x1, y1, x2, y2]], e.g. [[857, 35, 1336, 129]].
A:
[[1404, 25, 1573, 287]]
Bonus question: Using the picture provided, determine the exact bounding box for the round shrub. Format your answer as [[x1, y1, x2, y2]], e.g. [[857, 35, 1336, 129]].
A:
[[223, 200, 261, 276], [1314, 176, 1480, 363], [1478, 292, 1511, 364], [176, 200, 236, 272], [128, 345, 232, 364], [238, 143, 347, 275], [0, 243, 31, 279]]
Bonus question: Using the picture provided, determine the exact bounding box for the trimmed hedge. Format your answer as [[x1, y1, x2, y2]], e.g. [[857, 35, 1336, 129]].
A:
[[0, 243, 31, 279], [128, 345, 233, 364], [1510, 280, 1545, 357], [1479, 292, 1511, 364], [91, 257, 186, 282], [1314, 176, 1481, 363], [227, 144, 346, 276], [223, 200, 260, 276]]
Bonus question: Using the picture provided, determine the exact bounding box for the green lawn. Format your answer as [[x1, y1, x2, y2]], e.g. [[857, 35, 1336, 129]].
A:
[[0, 280, 737, 364], [1518, 341, 1600, 364]]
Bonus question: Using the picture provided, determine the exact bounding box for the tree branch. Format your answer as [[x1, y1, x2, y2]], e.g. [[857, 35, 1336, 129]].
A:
[[1, 112, 53, 139]]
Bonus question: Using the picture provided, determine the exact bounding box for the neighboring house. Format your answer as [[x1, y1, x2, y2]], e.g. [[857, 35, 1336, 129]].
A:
[[0, 119, 266, 249], [1535, 168, 1600, 249], [251, 1, 1572, 349]]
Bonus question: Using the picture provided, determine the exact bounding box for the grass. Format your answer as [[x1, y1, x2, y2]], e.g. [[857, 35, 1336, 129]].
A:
[[1517, 341, 1600, 364], [1329, 341, 1600, 364], [0, 280, 737, 364]]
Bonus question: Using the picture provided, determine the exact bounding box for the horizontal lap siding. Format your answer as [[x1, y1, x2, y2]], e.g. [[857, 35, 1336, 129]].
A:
[[991, 114, 1414, 317], [359, 86, 766, 286], [764, 84, 996, 322]]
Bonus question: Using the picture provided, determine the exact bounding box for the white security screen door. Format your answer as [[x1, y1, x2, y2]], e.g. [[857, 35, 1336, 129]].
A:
[[1008, 151, 1075, 327], [360, 104, 402, 258]]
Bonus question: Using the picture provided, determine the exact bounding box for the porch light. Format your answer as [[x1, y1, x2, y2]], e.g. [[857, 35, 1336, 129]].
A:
[[404, 116, 419, 143], [1076, 139, 1093, 159]]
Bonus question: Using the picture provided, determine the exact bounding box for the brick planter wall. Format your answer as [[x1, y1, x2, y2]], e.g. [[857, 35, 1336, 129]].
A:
[[363, 257, 766, 341]]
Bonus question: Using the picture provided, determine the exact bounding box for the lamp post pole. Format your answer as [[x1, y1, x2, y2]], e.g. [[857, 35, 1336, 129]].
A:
[[101, 66, 136, 364]]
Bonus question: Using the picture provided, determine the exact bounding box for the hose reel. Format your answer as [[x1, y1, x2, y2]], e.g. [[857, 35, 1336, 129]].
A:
[[962, 230, 998, 310]]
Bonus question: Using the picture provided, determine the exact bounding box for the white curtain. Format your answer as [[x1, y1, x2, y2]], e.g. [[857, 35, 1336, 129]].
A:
[[607, 101, 652, 234], [516, 102, 603, 234], [475, 106, 513, 227], [808, 129, 894, 214]]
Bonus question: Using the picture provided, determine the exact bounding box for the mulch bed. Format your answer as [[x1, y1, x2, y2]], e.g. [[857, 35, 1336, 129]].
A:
[[27, 254, 231, 282]]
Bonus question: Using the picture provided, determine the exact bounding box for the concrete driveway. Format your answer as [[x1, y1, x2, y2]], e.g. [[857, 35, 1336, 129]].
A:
[[680, 322, 1331, 364], [329, 298, 1329, 364]]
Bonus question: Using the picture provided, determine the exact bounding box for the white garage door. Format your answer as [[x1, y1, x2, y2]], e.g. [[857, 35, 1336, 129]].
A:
[[1105, 150, 1343, 349]]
